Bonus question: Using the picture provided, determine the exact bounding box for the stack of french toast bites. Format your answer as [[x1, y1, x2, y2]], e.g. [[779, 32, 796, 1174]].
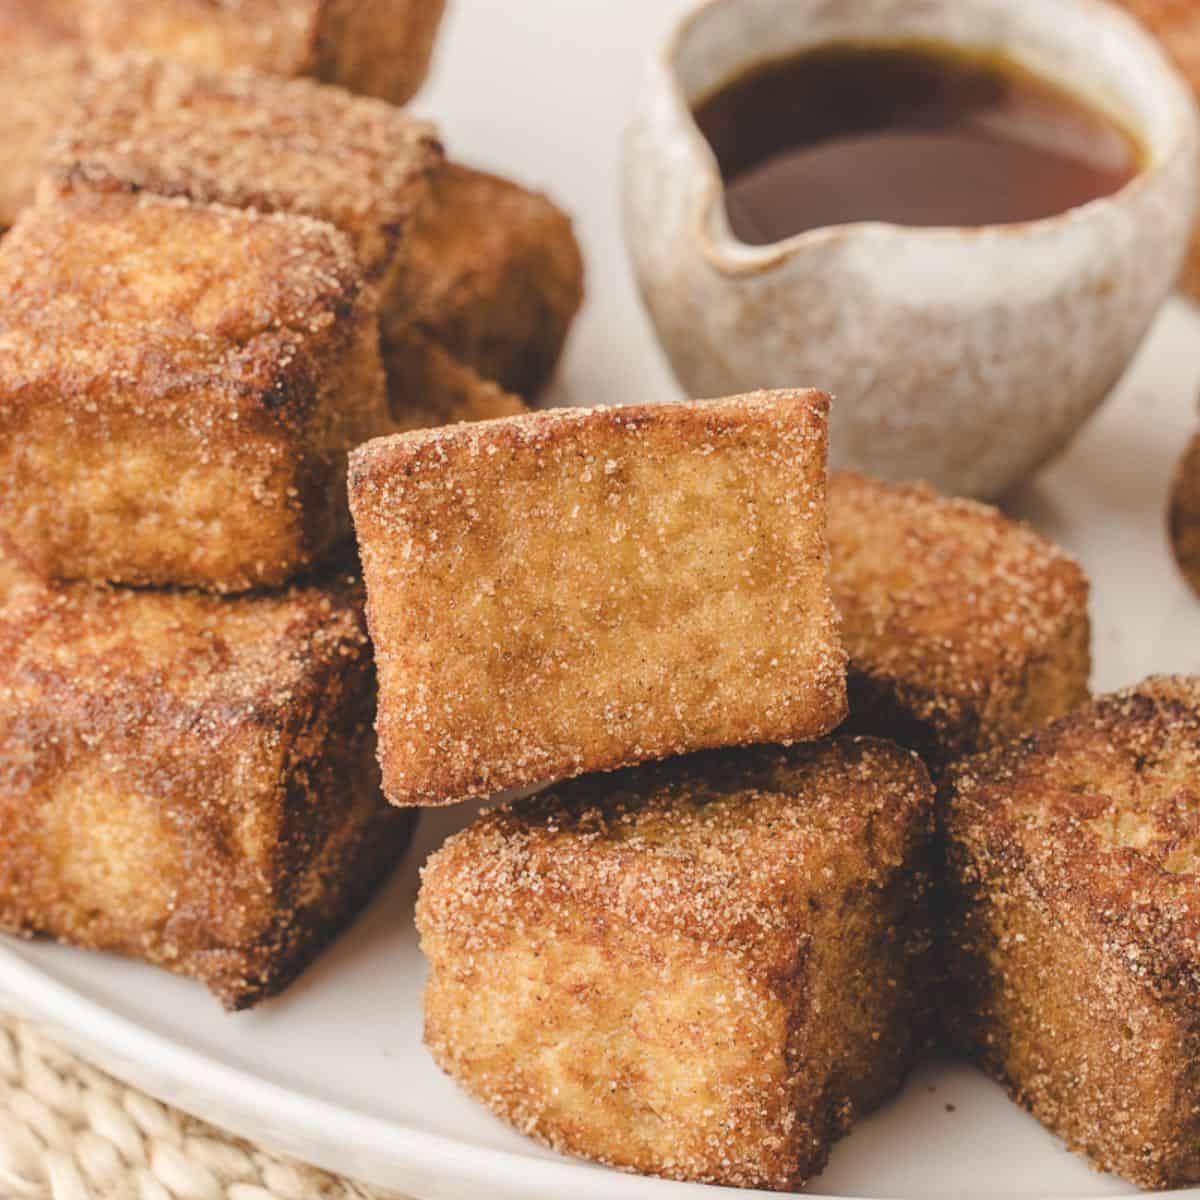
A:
[[0, 2, 1198, 1196], [0, 0, 582, 1009]]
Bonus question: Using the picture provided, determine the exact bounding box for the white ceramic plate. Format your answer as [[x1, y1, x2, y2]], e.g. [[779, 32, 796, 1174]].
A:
[[3, 1, 1200, 1196]]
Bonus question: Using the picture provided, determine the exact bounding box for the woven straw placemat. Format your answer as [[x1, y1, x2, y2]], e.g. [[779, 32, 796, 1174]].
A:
[[0, 1016, 407, 1200]]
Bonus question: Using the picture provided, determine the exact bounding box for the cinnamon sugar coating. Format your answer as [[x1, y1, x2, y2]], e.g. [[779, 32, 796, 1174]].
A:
[[1170, 430, 1200, 595], [45, 54, 443, 290], [0, 0, 88, 226], [0, 558, 412, 1011], [382, 164, 585, 397], [418, 738, 934, 1190], [945, 677, 1200, 1188], [1113, 0, 1200, 298], [0, 189, 388, 592], [829, 472, 1091, 774], [79, 0, 446, 106], [349, 392, 848, 807]]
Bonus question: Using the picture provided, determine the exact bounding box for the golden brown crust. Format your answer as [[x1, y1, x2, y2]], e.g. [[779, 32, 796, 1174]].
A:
[[0, 189, 388, 592], [79, 0, 445, 105], [829, 471, 1091, 773], [1170, 430, 1200, 593], [45, 53, 443, 286], [350, 392, 847, 807], [382, 328, 528, 431], [945, 676, 1200, 1187], [0, 1, 88, 227], [382, 164, 585, 397], [0, 558, 413, 1010], [418, 738, 934, 1190], [1111, 0, 1200, 299]]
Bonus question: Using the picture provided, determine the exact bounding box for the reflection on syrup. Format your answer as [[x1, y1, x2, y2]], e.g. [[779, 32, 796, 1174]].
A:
[[693, 41, 1144, 245]]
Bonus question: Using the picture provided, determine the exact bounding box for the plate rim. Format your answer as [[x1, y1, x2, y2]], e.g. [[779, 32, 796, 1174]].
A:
[[3, 937, 1183, 1200], [0, 940, 779, 1200]]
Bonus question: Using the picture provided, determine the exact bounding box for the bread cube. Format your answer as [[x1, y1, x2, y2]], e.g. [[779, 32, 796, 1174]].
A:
[[349, 392, 847, 807], [382, 164, 585, 397], [829, 472, 1091, 774], [0, 559, 412, 1010], [0, 189, 388, 592], [0, 0, 88, 226], [45, 53, 442, 295], [80, 0, 445, 106], [418, 738, 934, 1189], [944, 677, 1200, 1189]]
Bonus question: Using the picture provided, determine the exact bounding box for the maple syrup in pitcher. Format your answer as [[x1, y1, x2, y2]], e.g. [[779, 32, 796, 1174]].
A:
[[693, 41, 1143, 245]]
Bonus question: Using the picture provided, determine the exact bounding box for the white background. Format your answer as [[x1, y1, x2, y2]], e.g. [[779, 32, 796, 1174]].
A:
[[3, 3, 1200, 1198]]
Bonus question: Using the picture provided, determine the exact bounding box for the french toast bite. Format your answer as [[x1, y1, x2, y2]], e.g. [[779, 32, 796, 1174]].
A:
[[944, 677, 1200, 1189], [79, 0, 445, 106], [383, 164, 585, 397], [45, 54, 443, 292], [0, 189, 388, 592], [0, 559, 411, 1011], [418, 738, 935, 1191], [349, 392, 847, 807], [829, 472, 1091, 774], [0, 0, 88, 227]]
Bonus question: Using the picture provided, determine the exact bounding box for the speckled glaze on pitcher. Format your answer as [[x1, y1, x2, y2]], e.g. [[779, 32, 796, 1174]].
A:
[[624, 0, 1200, 498]]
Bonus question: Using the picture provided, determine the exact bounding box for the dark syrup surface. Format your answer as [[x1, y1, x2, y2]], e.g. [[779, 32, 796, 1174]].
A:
[[692, 41, 1143, 245]]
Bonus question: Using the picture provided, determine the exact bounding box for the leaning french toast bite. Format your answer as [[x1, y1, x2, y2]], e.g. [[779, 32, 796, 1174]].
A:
[[945, 676, 1200, 1189], [0, 557, 410, 1011], [418, 738, 935, 1191], [828, 471, 1091, 773], [349, 392, 848, 807], [0, 189, 388, 592]]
